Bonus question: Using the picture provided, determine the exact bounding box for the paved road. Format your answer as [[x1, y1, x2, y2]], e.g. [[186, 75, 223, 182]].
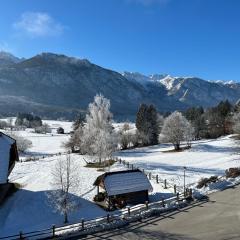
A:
[[77, 184, 240, 240]]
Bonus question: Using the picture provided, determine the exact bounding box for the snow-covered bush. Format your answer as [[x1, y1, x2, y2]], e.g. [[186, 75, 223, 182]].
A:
[[9, 133, 32, 153], [159, 111, 194, 150], [35, 123, 51, 134]]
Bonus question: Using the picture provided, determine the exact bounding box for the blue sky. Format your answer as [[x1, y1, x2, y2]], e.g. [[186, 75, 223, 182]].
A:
[[0, 0, 240, 81]]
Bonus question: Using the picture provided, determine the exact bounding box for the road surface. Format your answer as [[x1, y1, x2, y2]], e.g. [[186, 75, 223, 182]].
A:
[[73, 184, 240, 240]]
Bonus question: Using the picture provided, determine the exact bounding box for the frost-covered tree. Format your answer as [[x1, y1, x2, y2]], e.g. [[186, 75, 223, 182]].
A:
[[47, 154, 79, 223], [159, 111, 194, 150], [119, 122, 132, 149], [233, 112, 240, 135], [65, 126, 83, 153], [81, 94, 118, 163], [8, 133, 32, 153], [35, 123, 51, 134]]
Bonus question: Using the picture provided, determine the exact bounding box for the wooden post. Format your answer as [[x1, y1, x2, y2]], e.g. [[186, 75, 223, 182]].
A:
[[162, 199, 165, 207], [81, 218, 84, 230], [174, 184, 177, 194], [19, 231, 23, 240], [52, 225, 55, 237], [119, 158, 121, 164], [149, 172, 151, 180], [128, 207, 131, 216], [107, 214, 110, 223], [164, 179, 167, 189], [156, 175, 159, 183], [132, 164, 134, 170], [189, 188, 193, 198], [145, 201, 149, 210], [177, 192, 179, 202], [127, 162, 130, 168]]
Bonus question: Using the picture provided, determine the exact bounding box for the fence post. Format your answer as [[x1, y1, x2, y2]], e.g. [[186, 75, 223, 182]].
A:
[[164, 179, 167, 189], [19, 231, 23, 240], [132, 164, 134, 170], [174, 184, 177, 194], [176, 192, 179, 202], [107, 214, 110, 223], [81, 218, 85, 230], [52, 225, 55, 237], [189, 188, 193, 198], [156, 175, 159, 183], [145, 201, 149, 210], [162, 199, 165, 207], [119, 158, 121, 164], [149, 172, 151, 180], [127, 162, 130, 168], [128, 207, 131, 216]]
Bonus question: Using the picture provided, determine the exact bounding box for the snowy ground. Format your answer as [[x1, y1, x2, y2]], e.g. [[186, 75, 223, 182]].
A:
[[115, 136, 240, 188], [0, 122, 240, 236]]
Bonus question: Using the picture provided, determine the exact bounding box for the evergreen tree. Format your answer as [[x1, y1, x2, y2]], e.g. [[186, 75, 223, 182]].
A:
[[136, 104, 160, 146]]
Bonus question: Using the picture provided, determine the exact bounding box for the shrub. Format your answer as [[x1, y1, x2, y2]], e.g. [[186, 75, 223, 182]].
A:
[[225, 168, 240, 178], [93, 192, 106, 202], [197, 176, 218, 189]]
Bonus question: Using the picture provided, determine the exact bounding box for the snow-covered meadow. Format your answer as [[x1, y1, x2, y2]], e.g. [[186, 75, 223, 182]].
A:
[[0, 119, 240, 236]]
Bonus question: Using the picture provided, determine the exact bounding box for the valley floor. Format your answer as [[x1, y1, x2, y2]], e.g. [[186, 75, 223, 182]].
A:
[[0, 121, 239, 236]]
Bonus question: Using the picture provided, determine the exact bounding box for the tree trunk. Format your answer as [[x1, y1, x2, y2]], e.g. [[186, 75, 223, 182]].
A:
[[64, 211, 68, 223], [175, 143, 180, 151]]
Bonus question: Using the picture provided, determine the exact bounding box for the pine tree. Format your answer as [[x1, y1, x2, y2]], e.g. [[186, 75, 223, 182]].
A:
[[136, 104, 160, 146]]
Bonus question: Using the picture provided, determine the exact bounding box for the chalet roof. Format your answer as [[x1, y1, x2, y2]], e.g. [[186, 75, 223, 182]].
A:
[[94, 169, 153, 196], [0, 132, 16, 184]]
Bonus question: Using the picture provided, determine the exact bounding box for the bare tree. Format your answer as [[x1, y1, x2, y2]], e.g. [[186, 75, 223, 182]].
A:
[[159, 111, 194, 150], [47, 154, 79, 223]]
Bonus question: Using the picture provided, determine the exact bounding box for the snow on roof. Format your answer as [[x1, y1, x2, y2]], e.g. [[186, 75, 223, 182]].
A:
[[98, 170, 153, 196], [0, 133, 15, 184]]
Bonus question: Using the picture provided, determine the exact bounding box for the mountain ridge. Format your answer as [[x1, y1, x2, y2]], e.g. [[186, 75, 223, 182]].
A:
[[0, 51, 239, 120]]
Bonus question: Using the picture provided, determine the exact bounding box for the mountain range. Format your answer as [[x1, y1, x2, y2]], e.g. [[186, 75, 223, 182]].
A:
[[0, 51, 239, 120]]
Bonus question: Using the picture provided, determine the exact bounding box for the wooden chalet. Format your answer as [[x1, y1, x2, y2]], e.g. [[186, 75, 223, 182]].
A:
[[0, 132, 19, 185], [93, 169, 153, 210]]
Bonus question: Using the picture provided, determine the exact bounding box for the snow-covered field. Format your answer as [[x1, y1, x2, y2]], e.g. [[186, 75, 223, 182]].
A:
[[0, 119, 240, 237], [115, 136, 240, 187]]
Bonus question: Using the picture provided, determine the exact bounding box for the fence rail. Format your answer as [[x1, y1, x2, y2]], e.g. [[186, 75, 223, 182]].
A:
[[0, 192, 189, 240], [0, 156, 195, 240]]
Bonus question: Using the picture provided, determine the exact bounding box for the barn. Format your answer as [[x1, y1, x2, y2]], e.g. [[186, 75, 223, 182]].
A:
[[93, 169, 153, 210], [0, 132, 19, 185]]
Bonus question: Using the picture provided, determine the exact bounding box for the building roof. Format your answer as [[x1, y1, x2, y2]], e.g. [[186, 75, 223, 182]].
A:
[[94, 169, 153, 196], [0, 132, 16, 184]]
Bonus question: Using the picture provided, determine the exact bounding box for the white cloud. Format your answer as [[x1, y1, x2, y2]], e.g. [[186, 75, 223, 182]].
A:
[[0, 42, 13, 52], [13, 12, 64, 37]]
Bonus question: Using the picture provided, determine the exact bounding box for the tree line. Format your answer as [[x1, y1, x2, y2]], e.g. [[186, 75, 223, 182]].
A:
[[66, 95, 240, 159]]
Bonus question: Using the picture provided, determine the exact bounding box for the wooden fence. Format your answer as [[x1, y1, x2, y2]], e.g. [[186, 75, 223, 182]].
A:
[[0, 193, 188, 240], [115, 157, 181, 193]]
